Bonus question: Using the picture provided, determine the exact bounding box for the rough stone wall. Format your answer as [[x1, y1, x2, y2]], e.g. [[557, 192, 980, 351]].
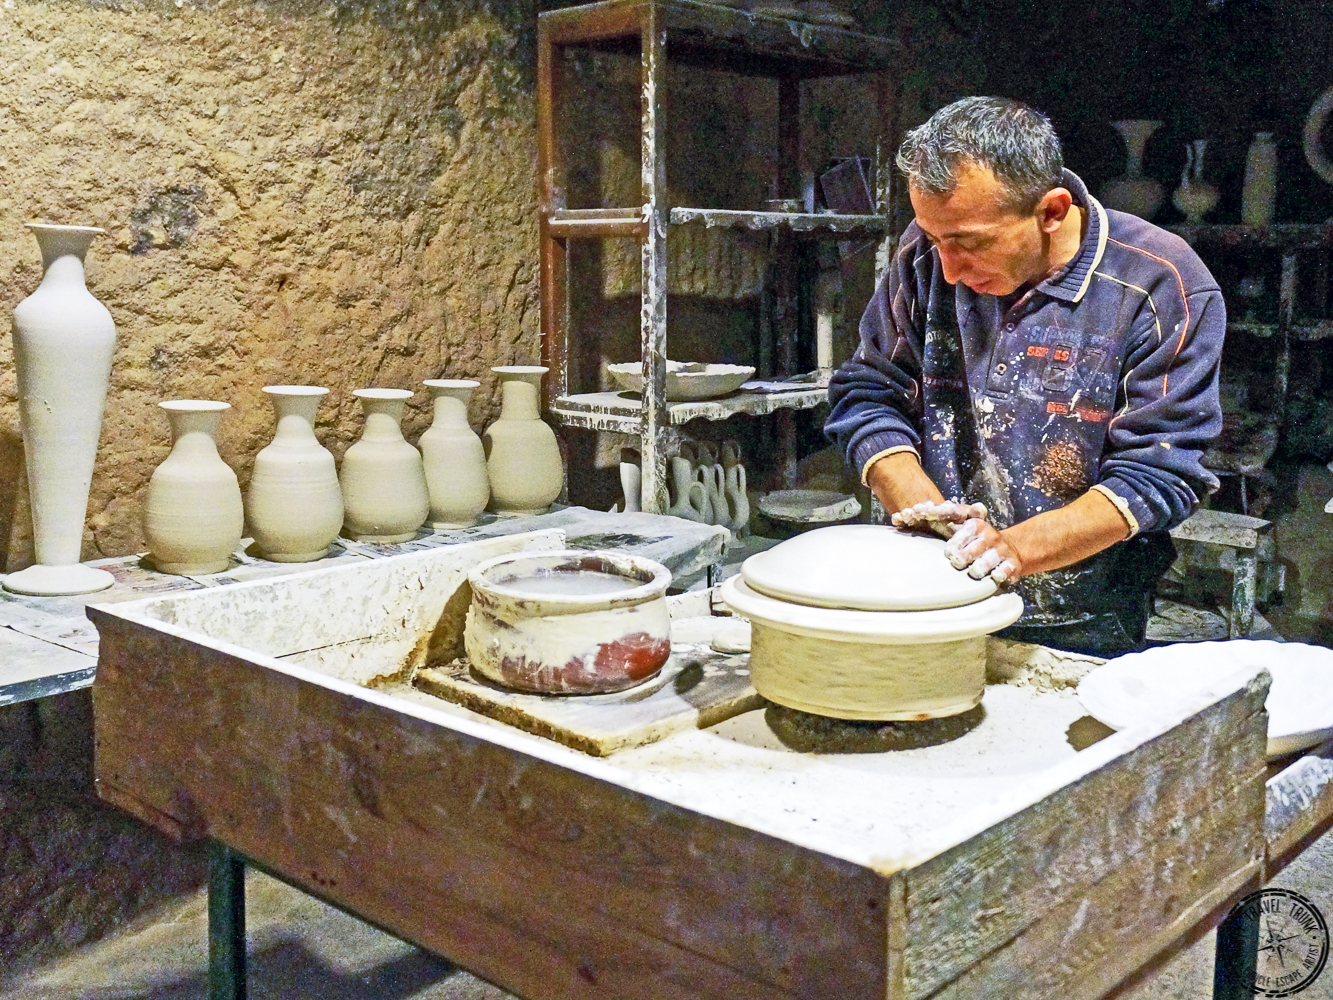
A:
[[0, 0, 542, 570]]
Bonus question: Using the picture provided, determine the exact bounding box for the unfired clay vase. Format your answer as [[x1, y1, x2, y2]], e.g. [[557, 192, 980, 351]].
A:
[[341, 388, 429, 542], [246, 386, 344, 562], [619, 460, 642, 513], [484, 366, 563, 515], [420, 379, 489, 528], [1171, 140, 1219, 224], [720, 525, 1023, 720], [1243, 132, 1277, 228], [465, 549, 672, 694], [1101, 120, 1164, 219], [724, 463, 750, 535], [667, 455, 707, 521], [143, 401, 243, 575], [3, 224, 117, 596]]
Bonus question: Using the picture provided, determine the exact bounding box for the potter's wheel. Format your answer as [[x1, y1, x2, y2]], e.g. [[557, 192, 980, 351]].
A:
[[720, 525, 1023, 721]]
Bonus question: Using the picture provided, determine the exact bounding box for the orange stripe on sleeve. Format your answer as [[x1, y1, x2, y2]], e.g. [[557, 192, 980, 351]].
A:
[[1107, 238, 1192, 398]]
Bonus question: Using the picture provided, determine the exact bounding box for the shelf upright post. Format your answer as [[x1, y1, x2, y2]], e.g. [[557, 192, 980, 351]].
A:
[[771, 75, 802, 487], [874, 70, 898, 280], [639, 0, 671, 514], [537, 18, 569, 419]]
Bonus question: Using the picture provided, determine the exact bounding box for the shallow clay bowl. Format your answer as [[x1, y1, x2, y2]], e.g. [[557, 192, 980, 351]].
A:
[[607, 361, 756, 401]]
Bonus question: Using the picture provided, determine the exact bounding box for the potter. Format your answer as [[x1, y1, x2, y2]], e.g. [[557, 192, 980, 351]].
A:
[[827, 97, 1224, 659]]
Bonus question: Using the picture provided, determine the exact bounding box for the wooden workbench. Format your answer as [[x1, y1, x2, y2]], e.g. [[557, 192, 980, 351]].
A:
[[79, 513, 1333, 1000]]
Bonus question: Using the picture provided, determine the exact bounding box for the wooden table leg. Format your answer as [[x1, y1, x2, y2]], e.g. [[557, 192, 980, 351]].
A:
[[1213, 893, 1259, 999], [209, 839, 247, 1000]]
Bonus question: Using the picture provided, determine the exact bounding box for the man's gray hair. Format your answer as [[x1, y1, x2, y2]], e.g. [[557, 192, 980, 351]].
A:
[[896, 97, 1064, 212]]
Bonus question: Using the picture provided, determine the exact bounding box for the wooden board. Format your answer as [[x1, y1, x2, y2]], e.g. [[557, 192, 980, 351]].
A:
[[412, 638, 761, 756]]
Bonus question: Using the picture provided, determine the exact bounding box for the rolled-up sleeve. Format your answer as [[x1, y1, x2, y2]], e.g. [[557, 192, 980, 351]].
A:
[[1095, 286, 1224, 535], [825, 232, 929, 481]]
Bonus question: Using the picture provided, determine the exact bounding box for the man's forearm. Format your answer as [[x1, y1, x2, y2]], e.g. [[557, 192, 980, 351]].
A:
[[865, 451, 945, 512], [999, 489, 1132, 576]]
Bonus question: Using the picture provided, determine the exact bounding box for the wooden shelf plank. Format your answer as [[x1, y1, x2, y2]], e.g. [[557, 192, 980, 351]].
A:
[[1168, 223, 1333, 250], [1226, 319, 1333, 341], [541, 0, 897, 75], [669, 207, 889, 237], [546, 208, 646, 239], [551, 387, 828, 432]]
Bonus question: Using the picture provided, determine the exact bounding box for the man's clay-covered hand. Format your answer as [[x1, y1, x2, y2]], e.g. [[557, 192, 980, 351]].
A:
[[943, 517, 1022, 584], [891, 500, 989, 539]]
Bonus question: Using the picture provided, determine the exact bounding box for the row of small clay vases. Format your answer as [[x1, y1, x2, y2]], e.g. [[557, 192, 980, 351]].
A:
[[665, 440, 749, 536], [143, 367, 563, 572]]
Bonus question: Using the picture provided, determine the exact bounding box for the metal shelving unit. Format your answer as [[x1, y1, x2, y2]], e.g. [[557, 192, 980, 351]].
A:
[[537, 0, 898, 513]]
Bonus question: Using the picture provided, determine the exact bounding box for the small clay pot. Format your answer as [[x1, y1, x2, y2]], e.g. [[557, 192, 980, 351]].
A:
[[464, 549, 672, 694]]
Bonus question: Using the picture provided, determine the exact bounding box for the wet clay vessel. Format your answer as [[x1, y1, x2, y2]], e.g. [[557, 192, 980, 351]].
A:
[[721, 524, 1023, 720], [464, 549, 672, 694]]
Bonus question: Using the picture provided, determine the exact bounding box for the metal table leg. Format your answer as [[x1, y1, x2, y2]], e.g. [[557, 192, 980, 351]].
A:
[[209, 839, 247, 1000], [1214, 893, 1259, 999], [1231, 549, 1258, 638]]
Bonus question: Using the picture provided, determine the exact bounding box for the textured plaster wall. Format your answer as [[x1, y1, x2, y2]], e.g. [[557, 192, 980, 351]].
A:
[[0, 0, 542, 571]]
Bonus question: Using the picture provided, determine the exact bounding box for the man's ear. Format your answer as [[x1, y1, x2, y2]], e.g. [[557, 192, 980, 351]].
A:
[[1035, 187, 1073, 233]]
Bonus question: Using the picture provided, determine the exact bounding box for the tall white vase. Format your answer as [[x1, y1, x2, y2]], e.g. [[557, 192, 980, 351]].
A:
[[341, 388, 429, 542], [1101, 120, 1164, 219], [420, 379, 489, 528], [143, 401, 243, 575], [4, 224, 116, 596], [246, 386, 344, 562], [1242, 132, 1277, 228], [483, 366, 563, 516]]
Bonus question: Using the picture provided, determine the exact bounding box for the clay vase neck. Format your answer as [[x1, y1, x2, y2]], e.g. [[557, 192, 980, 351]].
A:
[[246, 386, 344, 562], [619, 461, 642, 514], [724, 462, 749, 536], [143, 401, 244, 576], [3, 223, 116, 597], [341, 389, 429, 543], [420, 379, 489, 528], [484, 366, 563, 516]]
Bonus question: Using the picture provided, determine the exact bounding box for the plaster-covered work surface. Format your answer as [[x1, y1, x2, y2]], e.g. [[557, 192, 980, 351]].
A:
[[0, 0, 541, 570]]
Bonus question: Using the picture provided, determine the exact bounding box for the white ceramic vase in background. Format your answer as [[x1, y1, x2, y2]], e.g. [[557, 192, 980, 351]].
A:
[[1242, 131, 1278, 228], [725, 463, 750, 535], [246, 386, 344, 562], [143, 401, 243, 575], [4, 224, 116, 596], [619, 460, 642, 513], [1101, 120, 1164, 219], [420, 379, 489, 529], [1172, 139, 1219, 224], [483, 366, 563, 516], [341, 388, 429, 542]]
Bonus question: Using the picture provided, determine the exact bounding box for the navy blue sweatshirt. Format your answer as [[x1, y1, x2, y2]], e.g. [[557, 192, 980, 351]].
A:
[[825, 170, 1224, 627]]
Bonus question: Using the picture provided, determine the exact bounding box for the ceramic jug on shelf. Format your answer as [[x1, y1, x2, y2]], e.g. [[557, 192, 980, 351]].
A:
[[484, 366, 563, 516], [1101, 119, 1164, 219], [618, 448, 642, 514], [420, 379, 489, 528], [667, 455, 708, 522], [1242, 132, 1277, 228], [1171, 139, 1219, 225], [341, 388, 429, 542], [4, 224, 116, 596], [246, 386, 344, 562], [143, 400, 244, 575]]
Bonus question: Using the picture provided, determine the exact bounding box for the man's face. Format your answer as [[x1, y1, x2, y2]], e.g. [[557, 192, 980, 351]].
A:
[[909, 162, 1049, 296]]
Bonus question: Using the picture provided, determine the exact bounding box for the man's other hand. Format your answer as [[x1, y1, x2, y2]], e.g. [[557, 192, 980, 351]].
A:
[[943, 517, 1022, 584]]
